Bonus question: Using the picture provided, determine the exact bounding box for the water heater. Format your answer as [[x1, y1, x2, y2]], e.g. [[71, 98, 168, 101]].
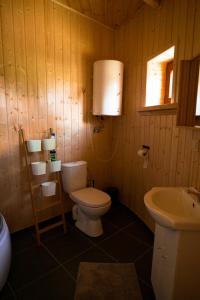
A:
[[93, 60, 124, 116]]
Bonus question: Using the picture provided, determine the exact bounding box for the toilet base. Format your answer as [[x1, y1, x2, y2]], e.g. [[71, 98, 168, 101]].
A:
[[73, 205, 104, 237], [75, 219, 103, 237]]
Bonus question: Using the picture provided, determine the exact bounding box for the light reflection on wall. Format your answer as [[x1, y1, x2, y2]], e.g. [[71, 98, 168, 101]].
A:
[[195, 66, 200, 116]]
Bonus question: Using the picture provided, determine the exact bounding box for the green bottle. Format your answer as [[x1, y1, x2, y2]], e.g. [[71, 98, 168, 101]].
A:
[[50, 150, 56, 161]]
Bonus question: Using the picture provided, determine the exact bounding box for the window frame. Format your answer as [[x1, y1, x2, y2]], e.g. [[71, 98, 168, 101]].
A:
[[177, 55, 200, 126], [145, 46, 175, 108], [164, 61, 173, 104]]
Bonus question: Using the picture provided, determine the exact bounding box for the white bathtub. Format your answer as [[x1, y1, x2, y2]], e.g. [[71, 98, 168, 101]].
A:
[[0, 214, 11, 291]]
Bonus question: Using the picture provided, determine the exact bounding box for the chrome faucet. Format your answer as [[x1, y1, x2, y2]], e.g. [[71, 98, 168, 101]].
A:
[[187, 187, 200, 203]]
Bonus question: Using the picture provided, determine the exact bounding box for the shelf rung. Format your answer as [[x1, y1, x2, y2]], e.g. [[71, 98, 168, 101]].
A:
[[31, 183, 41, 190], [39, 220, 64, 234], [36, 200, 62, 212]]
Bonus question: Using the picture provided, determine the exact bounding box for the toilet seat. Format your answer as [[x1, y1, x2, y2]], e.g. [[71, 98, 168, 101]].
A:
[[70, 187, 111, 208]]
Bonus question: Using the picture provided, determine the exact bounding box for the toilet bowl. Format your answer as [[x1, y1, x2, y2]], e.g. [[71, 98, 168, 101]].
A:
[[61, 161, 111, 237], [0, 214, 11, 291], [71, 187, 111, 237]]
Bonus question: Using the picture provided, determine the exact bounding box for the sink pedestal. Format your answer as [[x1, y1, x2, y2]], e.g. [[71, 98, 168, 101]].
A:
[[152, 224, 200, 300]]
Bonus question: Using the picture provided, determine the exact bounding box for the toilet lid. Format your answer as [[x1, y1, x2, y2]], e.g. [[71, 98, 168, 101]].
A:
[[70, 188, 111, 208]]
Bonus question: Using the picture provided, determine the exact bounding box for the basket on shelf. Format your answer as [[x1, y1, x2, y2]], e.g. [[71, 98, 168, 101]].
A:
[[41, 181, 56, 197], [42, 138, 56, 151], [27, 140, 41, 152], [31, 161, 46, 175], [48, 160, 61, 172]]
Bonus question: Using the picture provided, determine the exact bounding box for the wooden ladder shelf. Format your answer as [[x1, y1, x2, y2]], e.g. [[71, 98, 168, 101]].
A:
[[19, 128, 67, 246]]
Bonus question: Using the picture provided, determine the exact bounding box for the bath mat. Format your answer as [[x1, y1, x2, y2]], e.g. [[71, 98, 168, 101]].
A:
[[74, 262, 142, 300]]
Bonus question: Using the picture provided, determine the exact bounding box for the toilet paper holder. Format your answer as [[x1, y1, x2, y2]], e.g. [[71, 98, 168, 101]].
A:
[[137, 145, 150, 168], [138, 145, 150, 157], [142, 145, 150, 150]]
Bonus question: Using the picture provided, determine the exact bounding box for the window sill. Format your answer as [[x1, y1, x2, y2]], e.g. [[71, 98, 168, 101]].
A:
[[137, 103, 177, 115]]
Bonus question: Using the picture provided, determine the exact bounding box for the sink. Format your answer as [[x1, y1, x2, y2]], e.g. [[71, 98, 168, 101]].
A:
[[144, 187, 200, 300], [144, 187, 200, 230]]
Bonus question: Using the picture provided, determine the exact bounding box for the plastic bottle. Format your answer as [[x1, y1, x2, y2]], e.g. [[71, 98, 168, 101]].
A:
[[50, 132, 56, 161], [51, 132, 56, 139], [50, 150, 56, 161]]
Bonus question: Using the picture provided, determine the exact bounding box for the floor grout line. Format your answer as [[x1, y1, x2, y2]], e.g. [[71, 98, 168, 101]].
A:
[[7, 281, 17, 300], [40, 242, 76, 281], [123, 231, 154, 248], [134, 247, 153, 264], [9, 205, 155, 299], [138, 277, 154, 289], [111, 221, 154, 246], [11, 266, 60, 295], [60, 244, 95, 266], [72, 224, 121, 245], [71, 216, 140, 244], [64, 217, 153, 264], [93, 243, 119, 262], [11, 237, 36, 258], [60, 240, 118, 266], [55, 220, 120, 263]]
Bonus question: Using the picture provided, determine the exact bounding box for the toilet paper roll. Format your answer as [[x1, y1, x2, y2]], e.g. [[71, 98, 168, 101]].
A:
[[137, 149, 148, 157], [143, 157, 149, 168]]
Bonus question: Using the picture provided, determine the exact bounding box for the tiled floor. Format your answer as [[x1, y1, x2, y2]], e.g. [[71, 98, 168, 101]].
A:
[[1, 202, 155, 300]]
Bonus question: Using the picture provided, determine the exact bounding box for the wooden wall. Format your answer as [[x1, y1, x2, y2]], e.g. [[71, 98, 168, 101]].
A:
[[60, 0, 142, 28], [2, 0, 200, 233], [0, 0, 114, 232], [112, 0, 200, 229]]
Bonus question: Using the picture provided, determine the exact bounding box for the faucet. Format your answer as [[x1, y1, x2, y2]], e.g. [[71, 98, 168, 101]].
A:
[[187, 187, 200, 203]]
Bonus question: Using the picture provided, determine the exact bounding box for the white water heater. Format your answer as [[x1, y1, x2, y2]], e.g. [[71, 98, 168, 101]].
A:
[[93, 60, 124, 116]]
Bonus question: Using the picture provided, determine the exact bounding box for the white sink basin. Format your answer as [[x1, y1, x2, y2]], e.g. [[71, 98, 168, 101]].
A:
[[144, 187, 200, 230]]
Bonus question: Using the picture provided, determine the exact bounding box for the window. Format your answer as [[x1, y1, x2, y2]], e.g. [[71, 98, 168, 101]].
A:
[[145, 46, 175, 107]]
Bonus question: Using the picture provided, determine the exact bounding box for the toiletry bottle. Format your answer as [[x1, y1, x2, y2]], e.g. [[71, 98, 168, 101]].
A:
[[50, 131, 56, 161], [51, 132, 56, 139], [50, 150, 56, 161]]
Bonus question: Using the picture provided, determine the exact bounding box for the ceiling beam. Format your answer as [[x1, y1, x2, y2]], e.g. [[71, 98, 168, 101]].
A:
[[51, 0, 114, 31], [143, 0, 160, 8]]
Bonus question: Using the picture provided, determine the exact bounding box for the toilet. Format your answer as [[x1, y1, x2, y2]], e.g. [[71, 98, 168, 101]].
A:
[[61, 161, 111, 237]]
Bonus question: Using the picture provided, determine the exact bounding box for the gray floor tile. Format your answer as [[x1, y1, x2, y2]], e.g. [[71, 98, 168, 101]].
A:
[[64, 246, 116, 279], [9, 245, 57, 291], [43, 227, 93, 263], [16, 267, 75, 300], [99, 231, 149, 262]]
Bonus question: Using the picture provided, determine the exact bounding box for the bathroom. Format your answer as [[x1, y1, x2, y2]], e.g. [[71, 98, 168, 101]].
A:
[[1, 0, 200, 299]]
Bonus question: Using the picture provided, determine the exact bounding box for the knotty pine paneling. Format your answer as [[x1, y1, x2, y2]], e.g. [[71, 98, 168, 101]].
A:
[[112, 0, 200, 230], [59, 0, 142, 28], [0, 0, 114, 232], [2, 0, 200, 233]]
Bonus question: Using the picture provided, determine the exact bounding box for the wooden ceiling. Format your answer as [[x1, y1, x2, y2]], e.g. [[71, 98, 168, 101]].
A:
[[58, 0, 144, 28]]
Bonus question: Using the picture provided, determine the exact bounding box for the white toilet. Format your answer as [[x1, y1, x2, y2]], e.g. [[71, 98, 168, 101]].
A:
[[61, 161, 111, 237]]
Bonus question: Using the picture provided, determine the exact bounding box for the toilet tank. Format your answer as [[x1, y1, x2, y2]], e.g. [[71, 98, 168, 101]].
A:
[[61, 161, 87, 193]]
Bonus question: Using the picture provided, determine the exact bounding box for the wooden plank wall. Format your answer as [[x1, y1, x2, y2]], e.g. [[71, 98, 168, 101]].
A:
[[0, 0, 114, 232], [59, 0, 142, 28], [112, 0, 200, 230]]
